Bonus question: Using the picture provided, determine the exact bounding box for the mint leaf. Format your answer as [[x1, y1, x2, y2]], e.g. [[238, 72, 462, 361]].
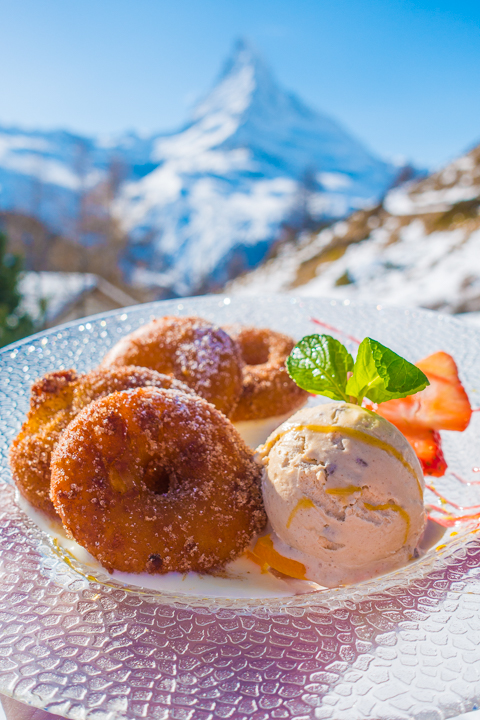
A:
[[286, 334, 354, 401], [346, 337, 429, 405]]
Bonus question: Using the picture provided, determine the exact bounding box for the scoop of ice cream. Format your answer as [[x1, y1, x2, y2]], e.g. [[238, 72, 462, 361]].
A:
[[258, 402, 425, 587]]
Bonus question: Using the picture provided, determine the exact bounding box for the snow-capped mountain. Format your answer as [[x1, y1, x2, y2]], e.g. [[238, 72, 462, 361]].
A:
[[118, 40, 397, 294], [0, 40, 398, 295], [227, 142, 480, 314]]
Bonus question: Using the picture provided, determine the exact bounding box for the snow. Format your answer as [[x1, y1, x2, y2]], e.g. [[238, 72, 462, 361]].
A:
[[19, 272, 97, 324], [318, 172, 352, 190], [298, 223, 475, 309], [228, 142, 480, 315], [127, 174, 299, 294], [230, 218, 480, 313], [385, 183, 480, 216], [0, 127, 110, 235], [0, 148, 99, 191]]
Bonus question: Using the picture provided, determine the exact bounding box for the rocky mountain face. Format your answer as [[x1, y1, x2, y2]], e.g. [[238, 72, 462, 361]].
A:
[[0, 40, 398, 296], [227, 143, 480, 314]]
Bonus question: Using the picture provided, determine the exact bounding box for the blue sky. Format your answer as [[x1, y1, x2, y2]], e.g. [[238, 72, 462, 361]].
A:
[[1, 0, 479, 169]]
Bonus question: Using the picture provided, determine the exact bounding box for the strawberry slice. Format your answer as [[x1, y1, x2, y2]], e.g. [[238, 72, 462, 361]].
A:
[[415, 352, 472, 431], [377, 352, 471, 433], [376, 351, 471, 476], [402, 428, 447, 477]]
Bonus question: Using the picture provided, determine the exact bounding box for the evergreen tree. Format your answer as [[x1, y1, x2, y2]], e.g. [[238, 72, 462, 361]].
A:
[[0, 231, 35, 348]]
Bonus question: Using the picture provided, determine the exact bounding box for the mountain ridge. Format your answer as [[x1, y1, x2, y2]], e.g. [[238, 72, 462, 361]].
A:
[[0, 39, 399, 295], [226, 141, 480, 314]]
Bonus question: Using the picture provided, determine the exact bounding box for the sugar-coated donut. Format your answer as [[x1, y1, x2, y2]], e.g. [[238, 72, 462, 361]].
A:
[[9, 366, 192, 517], [50, 387, 266, 574], [101, 316, 243, 417], [224, 326, 309, 421]]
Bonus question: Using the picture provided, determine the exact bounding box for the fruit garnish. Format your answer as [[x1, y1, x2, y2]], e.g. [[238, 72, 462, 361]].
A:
[[375, 351, 471, 476], [400, 427, 447, 477], [376, 351, 471, 432], [252, 535, 306, 579], [287, 334, 429, 406]]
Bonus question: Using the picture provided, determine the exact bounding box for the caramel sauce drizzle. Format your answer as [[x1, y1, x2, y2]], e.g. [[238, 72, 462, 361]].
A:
[[363, 501, 410, 544], [285, 493, 410, 545], [286, 497, 315, 528], [325, 485, 362, 496]]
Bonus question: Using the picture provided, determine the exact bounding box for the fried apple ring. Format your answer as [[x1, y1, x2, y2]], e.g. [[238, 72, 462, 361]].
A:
[[9, 366, 192, 517], [225, 325, 308, 422], [100, 316, 243, 417], [50, 387, 266, 574]]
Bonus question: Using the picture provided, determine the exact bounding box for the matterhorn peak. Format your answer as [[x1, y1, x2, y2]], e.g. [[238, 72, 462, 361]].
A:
[[191, 37, 277, 123], [217, 37, 272, 84]]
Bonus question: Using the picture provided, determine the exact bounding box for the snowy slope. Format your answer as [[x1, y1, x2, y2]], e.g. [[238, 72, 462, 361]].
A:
[[0, 127, 100, 236], [118, 40, 397, 294], [227, 142, 480, 313], [0, 126, 158, 238]]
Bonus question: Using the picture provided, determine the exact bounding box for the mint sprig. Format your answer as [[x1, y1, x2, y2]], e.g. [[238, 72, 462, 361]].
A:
[[286, 334, 353, 401], [287, 334, 429, 405], [346, 337, 429, 405]]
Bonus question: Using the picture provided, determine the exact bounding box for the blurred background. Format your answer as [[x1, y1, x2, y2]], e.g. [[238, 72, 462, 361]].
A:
[[1, 0, 480, 346]]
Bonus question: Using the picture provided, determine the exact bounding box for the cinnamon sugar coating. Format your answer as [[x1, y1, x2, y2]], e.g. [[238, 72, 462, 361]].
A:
[[9, 366, 192, 517], [100, 316, 243, 417], [50, 387, 266, 574], [224, 325, 308, 421]]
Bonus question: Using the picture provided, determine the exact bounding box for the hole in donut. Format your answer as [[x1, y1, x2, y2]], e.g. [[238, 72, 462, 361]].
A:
[[143, 460, 173, 495], [240, 336, 270, 366]]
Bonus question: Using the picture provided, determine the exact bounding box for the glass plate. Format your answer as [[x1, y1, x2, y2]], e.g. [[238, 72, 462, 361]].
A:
[[1, 295, 480, 720]]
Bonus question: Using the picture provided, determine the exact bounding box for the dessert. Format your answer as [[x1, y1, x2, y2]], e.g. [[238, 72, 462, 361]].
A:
[[256, 402, 425, 587], [10, 311, 472, 593], [50, 387, 266, 574], [101, 316, 243, 416], [224, 325, 308, 422], [9, 366, 193, 517]]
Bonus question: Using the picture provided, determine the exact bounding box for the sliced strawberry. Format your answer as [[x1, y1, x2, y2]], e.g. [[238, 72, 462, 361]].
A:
[[402, 428, 447, 478], [376, 351, 471, 477], [415, 352, 472, 431], [377, 351, 471, 433], [416, 351, 462, 383], [375, 394, 422, 435]]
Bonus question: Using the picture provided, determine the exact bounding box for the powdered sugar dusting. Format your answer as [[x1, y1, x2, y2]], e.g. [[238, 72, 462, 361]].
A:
[[101, 316, 243, 416], [51, 387, 266, 575]]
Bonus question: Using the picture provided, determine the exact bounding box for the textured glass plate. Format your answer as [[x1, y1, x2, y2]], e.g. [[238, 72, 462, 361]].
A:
[[1, 295, 480, 720]]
